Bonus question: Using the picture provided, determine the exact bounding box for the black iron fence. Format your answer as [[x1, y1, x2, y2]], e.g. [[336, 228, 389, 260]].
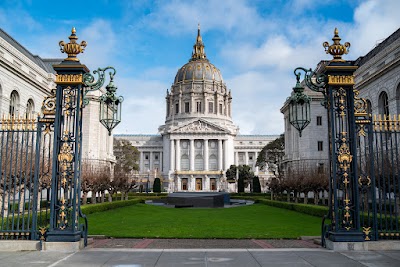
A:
[[357, 114, 400, 240], [0, 116, 53, 240]]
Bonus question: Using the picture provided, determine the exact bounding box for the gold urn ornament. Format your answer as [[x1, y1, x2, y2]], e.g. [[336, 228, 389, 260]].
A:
[[59, 27, 87, 61], [323, 28, 350, 62]]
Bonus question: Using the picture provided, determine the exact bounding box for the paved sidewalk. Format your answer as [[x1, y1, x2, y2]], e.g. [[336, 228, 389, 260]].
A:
[[1, 248, 400, 266], [90, 238, 321, 249]]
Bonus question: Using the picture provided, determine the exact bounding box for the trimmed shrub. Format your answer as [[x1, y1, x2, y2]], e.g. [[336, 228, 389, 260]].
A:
[[238, 177, 244, 193], [153, 178, 161, 193], [253, 176, 261, 193]]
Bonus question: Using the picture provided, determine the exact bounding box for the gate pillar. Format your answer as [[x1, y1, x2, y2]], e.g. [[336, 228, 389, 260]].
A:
[[323, 60, 364, 242], [321, 30, 364, 242], [46, 28, 89, 242]]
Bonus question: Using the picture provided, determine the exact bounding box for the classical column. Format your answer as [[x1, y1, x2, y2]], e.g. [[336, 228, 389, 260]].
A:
[[179, 92, 182, 113], [255, 151, 259, 173], [160, 152, 163, 172], [224, 140, 229, 171], [204, 139, 209, 171], [235, 151, 238, 166], [245, 151, 249, 165], [149, 151, 153, 171], [218, 139, 223, 171], [190, 139, 195, 171], [176, 139, 181, 171], [170, 139, 175, 171], [140, 151, 144, 173]]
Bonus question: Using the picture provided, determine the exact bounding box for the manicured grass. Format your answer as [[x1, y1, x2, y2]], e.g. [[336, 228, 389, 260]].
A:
[[87, 203, 322, 238]]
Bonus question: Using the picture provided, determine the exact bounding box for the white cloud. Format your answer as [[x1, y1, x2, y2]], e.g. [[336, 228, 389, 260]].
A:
[[349, 0, 400, 55], [140, 0, 272, 37]]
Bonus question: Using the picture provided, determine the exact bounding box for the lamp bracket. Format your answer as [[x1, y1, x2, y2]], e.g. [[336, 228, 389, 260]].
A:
[[294, 67, 327, 93], [82, 66, 116, 107]]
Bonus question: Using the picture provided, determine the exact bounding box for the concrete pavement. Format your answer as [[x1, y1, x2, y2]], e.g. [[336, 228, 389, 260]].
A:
[[1, 248, 400, 266]]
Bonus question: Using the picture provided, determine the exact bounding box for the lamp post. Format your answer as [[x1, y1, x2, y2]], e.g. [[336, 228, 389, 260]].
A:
[[288, 28, 364, 243], [146, 169, 150, 194]]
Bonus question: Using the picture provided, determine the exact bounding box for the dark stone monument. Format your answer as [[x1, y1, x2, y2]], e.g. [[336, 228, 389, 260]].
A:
[[163, 192, 231, 208]]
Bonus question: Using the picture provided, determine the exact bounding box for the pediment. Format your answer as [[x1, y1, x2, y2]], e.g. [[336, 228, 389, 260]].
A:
[[172, 119, 228, 134]]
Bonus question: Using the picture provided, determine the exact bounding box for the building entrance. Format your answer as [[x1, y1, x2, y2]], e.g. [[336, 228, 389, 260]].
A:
[[195, 178, 203, 190]]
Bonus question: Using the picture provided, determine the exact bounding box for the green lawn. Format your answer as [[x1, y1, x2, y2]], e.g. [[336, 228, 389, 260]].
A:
[[87, 203, 322, 239]]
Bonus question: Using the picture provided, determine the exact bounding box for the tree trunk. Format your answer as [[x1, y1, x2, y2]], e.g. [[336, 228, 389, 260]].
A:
[[2, 193, 9, 217], [100, 191, 105, 203], [304, 193, 308, 204], [108, 193, 113, 203], [121, 192, 124, 201], [294, 191, 298, 203], [322, 191, 326, 206], [287, 192, 290, 202], [19, 189, 25, 213], [82, 192, 88, 205], [314, 191, 319, 205], [92, 191, 97, 204], [125, 193, 129, 201]]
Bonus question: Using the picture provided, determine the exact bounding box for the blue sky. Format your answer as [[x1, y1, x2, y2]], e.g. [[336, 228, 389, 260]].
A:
[[1, 0, 399, 135]]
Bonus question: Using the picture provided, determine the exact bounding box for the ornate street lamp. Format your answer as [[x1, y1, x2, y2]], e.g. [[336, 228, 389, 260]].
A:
[[83, 66, 124, 135], [287, 72, 311, 137], [287, 67, 326, 137]]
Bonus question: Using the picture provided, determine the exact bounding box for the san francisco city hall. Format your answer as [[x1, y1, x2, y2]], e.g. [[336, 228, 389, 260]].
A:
[[115, 27, 278, 192]]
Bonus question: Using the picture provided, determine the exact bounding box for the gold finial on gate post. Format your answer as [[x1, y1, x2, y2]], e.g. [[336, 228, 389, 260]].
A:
[[59, 27, 87, 62], [323, 28, 351, 62]]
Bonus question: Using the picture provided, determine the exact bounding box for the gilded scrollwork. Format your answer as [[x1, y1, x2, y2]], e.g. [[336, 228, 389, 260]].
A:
[[41, 88, 57, 116]]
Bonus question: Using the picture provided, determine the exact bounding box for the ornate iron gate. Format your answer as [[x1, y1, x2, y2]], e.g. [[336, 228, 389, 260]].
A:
[[357, 113, 400, 241], [0, 114, 54, 241]]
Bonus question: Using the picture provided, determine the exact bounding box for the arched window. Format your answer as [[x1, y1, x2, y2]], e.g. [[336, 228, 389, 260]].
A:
[[378, 91, 389, 118], [195, 154, 204, 171], [26, 98, 35, 117], [209, 154, 217, 170], [181, 154, 189, 171], [9, 90, 19, 116]]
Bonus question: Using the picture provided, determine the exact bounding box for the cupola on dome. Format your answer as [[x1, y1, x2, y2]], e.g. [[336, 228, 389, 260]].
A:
[[174, 25, 223, 83]]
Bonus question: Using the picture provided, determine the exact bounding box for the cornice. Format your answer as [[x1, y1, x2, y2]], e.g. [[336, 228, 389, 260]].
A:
[[354, 56, 400, 89], [0, 38, 51, 80], [0, 58, 52, 95]]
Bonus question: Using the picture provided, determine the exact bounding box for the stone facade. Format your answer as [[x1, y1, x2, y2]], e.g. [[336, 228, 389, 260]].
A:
[[281, 86, 329, 175], [0, 28, 114, 169], [282, 27, 400, 175], [115, 27, 278, 192]]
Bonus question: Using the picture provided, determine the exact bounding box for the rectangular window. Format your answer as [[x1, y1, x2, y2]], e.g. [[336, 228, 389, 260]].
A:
[[196, 101, 202, 112], [318, 141, 323, 151], [175, 103, 179, 114], [185, 102, 190, 113], [208, 102, 213, 113], [317, 116, 322, 126], [219, 103, 223, 114]]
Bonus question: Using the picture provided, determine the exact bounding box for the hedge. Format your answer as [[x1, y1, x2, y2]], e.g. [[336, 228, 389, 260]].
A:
[[80, 196, 165, 215], [232, 195, 329, 218], [81, 199, 142, 215]]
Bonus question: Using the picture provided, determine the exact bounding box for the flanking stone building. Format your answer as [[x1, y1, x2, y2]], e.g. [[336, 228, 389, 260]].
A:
[[281, 27, 400, 175], [115, 28, 278, 192], [0, 28, 114, 169]]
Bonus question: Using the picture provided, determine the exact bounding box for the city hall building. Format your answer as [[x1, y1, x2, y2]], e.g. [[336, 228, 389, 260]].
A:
[[115, 28, 278, 192]]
